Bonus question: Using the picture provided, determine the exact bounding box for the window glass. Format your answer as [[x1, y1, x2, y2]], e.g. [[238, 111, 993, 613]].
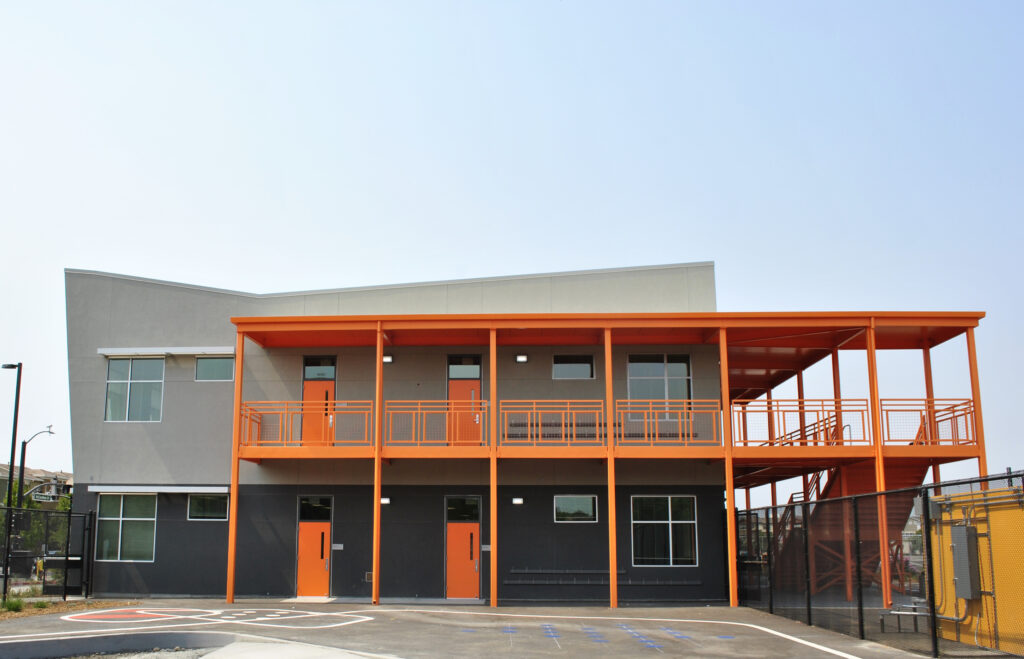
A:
[[671, 496, 695, 521], [629, 379, 664, 400], [554, 495, 597, 522], [666, 355, 689, 378], [130, 359, 164, 381], [107, 359, 130, 381], [299, 496, 332, 521], [196, 357, 234, 381], [552, 356, 594, 379], [447, 355, 481, 380], [120, 520, 155, 561], [105, 358, 163, 422], [633, 523, 670, 566], [104, 383, 128, 421], [98, 494, 121, 518], [667, 378, 689, 400], [671, 524, 697, 565], [128, 382, 163, 421], [627, 355, 664, 378], [96, 494, 156, 561], [189, 495, 228, 520], [96, 520, 120, 560], [303, 357, 336, 381], [628, 354, 691, 403], [632, 496, 668, 521], [446, 496, 480, 522]]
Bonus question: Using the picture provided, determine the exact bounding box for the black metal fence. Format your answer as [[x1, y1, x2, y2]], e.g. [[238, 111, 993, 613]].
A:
[[1, 506, 92, 601], [738, 470, 1024, 657]]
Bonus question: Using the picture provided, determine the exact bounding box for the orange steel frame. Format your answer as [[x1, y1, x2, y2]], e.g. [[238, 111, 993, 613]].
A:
[[223, 311, 987, 609]]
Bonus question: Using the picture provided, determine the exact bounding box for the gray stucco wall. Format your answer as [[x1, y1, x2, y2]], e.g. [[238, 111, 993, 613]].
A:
[[66, 263, 718, 489]]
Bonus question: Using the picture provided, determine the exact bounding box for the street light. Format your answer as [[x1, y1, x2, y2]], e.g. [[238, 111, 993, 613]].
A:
[[2, 363, 22, 508], [2, 362, 22, 604], [16, 426, 54, 508]]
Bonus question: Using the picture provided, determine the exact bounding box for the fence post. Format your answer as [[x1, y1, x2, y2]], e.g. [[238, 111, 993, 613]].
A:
[[62, 510, 73, 600], [853, 496, 865, 639], [1, 505, 12, 604], [803, 501, 812, 627], [921, 487, 939, 657]]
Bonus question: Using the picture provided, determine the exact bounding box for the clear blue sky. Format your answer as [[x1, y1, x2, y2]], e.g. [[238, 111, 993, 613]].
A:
[[1, 2, 1021, 487]]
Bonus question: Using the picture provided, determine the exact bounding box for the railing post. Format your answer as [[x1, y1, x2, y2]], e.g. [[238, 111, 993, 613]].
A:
[[225, 330, 245, 603]]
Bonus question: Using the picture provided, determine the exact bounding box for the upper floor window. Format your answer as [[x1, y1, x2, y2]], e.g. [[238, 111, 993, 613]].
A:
[[196, 357, 234, 381], [448, 355, 481, 380], [552, 355, 594, 380], [105, 358, 164, 422], [627, 354, 690, 400]]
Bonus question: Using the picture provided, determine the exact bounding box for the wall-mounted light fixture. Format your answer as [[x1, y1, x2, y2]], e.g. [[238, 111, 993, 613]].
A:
[[380, 497, 391, 504], [515, 354, 528, 363], [512, 497, 524, 505], [382, 355, 393, 364]]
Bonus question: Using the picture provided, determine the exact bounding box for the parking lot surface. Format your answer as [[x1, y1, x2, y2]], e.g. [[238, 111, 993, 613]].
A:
[[0, 600, 915, 658]]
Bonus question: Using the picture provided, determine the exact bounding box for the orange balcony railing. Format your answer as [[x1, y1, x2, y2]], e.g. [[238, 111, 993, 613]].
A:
[[384, 400, 489, 447], [240, 400, 373, 447], [880, 399, 976, 446], [615, 399, 721, 446], [732, 399, 870, 447], [500, 400, 605, 447]]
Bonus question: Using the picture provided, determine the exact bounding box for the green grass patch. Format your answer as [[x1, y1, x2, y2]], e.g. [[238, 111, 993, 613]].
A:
[[33, 601, 49, 609], [3, 598, 24, 612]]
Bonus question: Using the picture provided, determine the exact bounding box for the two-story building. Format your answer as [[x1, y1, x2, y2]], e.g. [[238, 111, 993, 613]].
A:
[[64, 262, 987, 607]]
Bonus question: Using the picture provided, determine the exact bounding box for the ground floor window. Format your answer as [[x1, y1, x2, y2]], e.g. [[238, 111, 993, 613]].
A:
[[554, 495, 598, 522], [188, 494, 228, 520], [97, 494, 157, 562], [631, 495, 697, 566]]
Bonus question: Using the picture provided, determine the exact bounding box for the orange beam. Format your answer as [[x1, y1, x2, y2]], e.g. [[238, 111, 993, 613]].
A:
[[720, 328, 738, 607], [603, 328, 618, 608], [225, 331, 245, 603], [866, 321, 892, 608], [966, 328, 989, 483], [371, 322, 384, 605], [489, 328, 498, 607]]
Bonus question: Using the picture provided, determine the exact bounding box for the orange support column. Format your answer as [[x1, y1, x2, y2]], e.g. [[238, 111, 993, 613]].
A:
[[371, 323, 384, 605], [966, 328, 989, 483], [866, 321, 892, 608], [922, 344, 942, 488], [719, 328, 738, 607], [488, 329, 498, 607], [796, 372, 807, 445], [603, 328, 618, 608], [225, 331, 245, 603]]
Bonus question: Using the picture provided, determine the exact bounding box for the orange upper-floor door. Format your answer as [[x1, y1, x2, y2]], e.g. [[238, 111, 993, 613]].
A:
[[447, 355, 482, 446], [302, 356, 336, 446]]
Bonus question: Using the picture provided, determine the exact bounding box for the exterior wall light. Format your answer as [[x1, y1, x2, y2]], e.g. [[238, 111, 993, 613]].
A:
[[515, 355, 528, 363], [512, 497, 524, 505], [380, 497, 391, 504], [382, 355, 393, 363]]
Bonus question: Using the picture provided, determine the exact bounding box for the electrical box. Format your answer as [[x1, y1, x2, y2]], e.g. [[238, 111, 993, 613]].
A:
[[950, 525, 981, 600]]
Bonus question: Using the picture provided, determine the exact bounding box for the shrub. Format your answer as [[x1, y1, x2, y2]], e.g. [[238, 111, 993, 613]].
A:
[[3, 598, 24, 612], [33, 601, 49, 609]]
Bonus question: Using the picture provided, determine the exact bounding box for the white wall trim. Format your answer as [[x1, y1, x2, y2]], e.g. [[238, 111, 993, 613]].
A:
[[88, 485, 229, 494], [97, 347, 235, 357]]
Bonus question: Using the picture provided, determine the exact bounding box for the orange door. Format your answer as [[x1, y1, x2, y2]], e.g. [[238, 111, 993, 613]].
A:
[[448, 379, 481, 446], [302, 380, 335, 446], [446, 522, 479, 598], [297, 521, 331, 596]]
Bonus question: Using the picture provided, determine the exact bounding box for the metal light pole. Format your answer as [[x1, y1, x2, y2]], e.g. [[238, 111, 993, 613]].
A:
[[2, 363, 22, 507], [17, 426, 54, 509], [2, 362, 23, 604]]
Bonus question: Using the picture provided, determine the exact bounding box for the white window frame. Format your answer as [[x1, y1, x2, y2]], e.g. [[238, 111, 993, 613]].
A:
[[95, 493, 158, 563], [553, 494, 599, 523], [629, 494, 698, 568], [551, 355, 595, 380], [195, 356, 235, 382], [187, 494, 229, 521], [104, 358, 165, 423]]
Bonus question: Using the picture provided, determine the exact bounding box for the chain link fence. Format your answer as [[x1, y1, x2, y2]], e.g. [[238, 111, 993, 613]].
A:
[[738, 470, 1024, 657], [1, 506, 91, 601]]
